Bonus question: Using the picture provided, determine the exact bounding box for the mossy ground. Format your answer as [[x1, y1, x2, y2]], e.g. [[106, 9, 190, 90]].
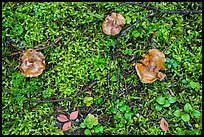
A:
[[2, 2, 202, 135]]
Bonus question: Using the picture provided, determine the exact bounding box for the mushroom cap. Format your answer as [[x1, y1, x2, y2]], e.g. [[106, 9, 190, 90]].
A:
[[134, 49, 166, 83], [102, 12, 125, 36], [135, 63, 158, 83], [18, 49, 45, 77]]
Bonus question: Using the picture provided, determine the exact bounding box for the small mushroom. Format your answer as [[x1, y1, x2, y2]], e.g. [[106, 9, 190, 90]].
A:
[[133, 49, 166, 83], [102, 12, 125, 36], [18, 49, 45, 77]]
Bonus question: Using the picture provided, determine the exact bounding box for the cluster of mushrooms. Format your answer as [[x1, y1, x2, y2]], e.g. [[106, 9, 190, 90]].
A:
[[18, 12, 166, 83]]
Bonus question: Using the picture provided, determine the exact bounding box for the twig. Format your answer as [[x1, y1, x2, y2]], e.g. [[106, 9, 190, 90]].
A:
[[89, 98, 106, 114], [2, 51, 22, 58], [111, 12, 156, 92], [2, 87, 13, 95], [76, 81, 97, 96], [82, 19, 101, 35], [27, 97, 71, 103], [194, 2, 202, 9], [121, 2, 202, 15], [112, 55, 121, 92], [119, 63, 128, 93], [3, 81, 97, 103], [35, 36, 63, 51], [27, 81, 97, 103], [33, 39, 51, 49], [2, 36, 63, 58], [112, 12, 156, 54], [107, 62, 111, 94]]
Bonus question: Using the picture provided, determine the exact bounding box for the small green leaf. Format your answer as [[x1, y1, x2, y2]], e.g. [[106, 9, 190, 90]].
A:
[[166, 58, 171, 63], [172, 61, 178, 68], [11, 24, 24, 36], [110, 75, 118, 82], [94, 125, 103, 133], [87, 123, 94, 129], [163, 100, 171, 107], [181, 114, 190, 122], [84, 129, 92, 135], [126, 16, 131, 24], [125, 49, 133, 55], [80, 123, 86, 128], [173, 110, 181, 118], [107, 40, 115, 46], [133, 107, 138, 112], [124, 111, 133, 120], [170, 59, 175, 63], [94, 97, 103, 105], [156, 96, 166, 105], [83, 97, 93, 107], [110, 106, 117, 114], [192, 110, 201, 118], [86, 114, 98, 126], [167, 64, 171, 68], [168, 97, 177, 104], [156, 31, 162, 37], [155, 104, 162, 111], [182, 79, 187, 84], [184, 103, 193, 113], [118, 104, 127, 112], [189, 81, 201, 91], [132, 30, 140, 38]]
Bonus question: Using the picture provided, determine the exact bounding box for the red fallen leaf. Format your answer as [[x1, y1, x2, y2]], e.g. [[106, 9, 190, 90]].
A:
[[62, 121, 72, 131], [70, 111, 78, 120], [57, 114, 69, 122], [160, 117, 168, 132]]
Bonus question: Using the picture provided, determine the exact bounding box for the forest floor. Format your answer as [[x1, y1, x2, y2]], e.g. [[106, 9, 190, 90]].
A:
[[2, 2, 202, 135]]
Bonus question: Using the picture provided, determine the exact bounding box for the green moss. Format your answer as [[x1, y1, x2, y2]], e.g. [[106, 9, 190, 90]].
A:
[[2, 2, 202, 135]]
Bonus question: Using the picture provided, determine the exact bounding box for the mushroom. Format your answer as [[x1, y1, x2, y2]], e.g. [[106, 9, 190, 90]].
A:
[[102, 12, 125, 36], [133, 49, 166, 83], [18, 49, 45, 77]]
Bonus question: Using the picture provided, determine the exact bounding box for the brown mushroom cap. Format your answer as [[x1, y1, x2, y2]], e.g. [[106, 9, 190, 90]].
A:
[[134, 49, 166, 83], [102, 12, 125, 36], [18, 49, 45, 77], [135, 63, 158, 83]]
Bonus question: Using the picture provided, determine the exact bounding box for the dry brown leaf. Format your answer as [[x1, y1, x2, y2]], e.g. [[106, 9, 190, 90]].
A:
[[160, 117, 168, 132], [168, 88, 175, 97], [62, 121, 72, 131], [70, 111, 78, 120], [57, 114, 69, 122]]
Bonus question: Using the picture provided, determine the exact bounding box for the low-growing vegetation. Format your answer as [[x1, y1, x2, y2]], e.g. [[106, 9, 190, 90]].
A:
[[2, 2, 202, 135]]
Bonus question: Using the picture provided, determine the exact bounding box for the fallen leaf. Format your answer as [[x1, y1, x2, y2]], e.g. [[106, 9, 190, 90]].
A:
[[168, 88, 175, 97], [152, 31, 156, 38], [70, 111, 78, 120], [11, 2, 16, 8], [160, 117, 168, 131], [62, 121, 72, 131], [57, 114, 69, 122], [167, 88, 180, 103]]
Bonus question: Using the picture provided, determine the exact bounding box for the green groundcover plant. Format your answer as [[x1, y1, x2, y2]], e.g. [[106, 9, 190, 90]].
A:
[[2, 2, 202, 135]]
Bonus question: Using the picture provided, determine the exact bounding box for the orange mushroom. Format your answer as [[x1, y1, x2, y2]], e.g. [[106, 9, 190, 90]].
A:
[[18, 49, 45, 77], [133, 49, 166, 83], [102, 12, 125, 36]]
